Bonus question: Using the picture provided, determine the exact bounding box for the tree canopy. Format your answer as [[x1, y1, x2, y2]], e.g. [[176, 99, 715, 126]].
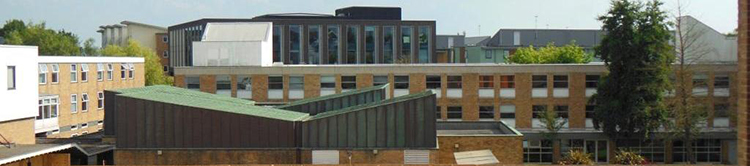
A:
[[591, 0, 673, 141], [101, 40, 172, 86], [1, 19, 82, 55], [506, 42, 593, 64]]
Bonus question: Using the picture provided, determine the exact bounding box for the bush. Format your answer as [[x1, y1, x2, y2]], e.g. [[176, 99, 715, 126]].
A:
[[558, 150, 594, 165], [506, 41, 593, 64], [613, 150, 647, 165]]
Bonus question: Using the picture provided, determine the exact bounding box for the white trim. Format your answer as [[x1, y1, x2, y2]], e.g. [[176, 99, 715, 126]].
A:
[[38, 56, 144, 63], [0, 144, 76, 165]]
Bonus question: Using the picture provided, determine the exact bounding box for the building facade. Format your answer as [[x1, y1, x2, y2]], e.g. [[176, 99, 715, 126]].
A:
[[155, 32, 169, 74], [0, 45, 39, 145], [98, 21, 167, 51], [737, 0, 749, 165]]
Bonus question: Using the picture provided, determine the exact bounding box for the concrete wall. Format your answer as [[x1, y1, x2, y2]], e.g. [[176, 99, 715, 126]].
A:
[[436, 136, 524, 164]]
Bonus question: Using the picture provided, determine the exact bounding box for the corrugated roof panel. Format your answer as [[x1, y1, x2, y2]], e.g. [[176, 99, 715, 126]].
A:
[[202, 22, 270, 42], [454, 149, 500, 165]]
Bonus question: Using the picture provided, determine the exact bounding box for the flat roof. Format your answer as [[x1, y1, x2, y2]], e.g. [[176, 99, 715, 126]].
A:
[[38, 56, 144, 63]]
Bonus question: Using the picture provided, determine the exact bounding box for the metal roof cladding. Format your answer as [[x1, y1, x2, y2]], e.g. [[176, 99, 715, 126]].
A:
[[305, 90, 435, 121], [274, 83, 389, 109]]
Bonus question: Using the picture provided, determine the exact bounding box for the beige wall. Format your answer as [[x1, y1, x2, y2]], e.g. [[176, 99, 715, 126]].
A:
[[126, 24, 166, 52], [0, 118, 35, 144], [0, 153, 69, 166]]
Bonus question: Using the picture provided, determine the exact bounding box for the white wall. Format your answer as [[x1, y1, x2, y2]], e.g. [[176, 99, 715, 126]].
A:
[[676, 16, 737, 63], [0, 45, 39, 122], [193, 41, 271, 66]]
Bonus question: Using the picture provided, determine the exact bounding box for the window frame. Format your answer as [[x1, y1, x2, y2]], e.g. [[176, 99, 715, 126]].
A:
[[70, 94, 78, 113], [288, 76, 304, 90], [39, 64, 48, 84], [553, 75, 568, 88], [714, 75, 730, 89], [585, 75, 600, 89], [532, 75, 547, 88], [479, 75, 494, 89], [128, 63, 134, 79], [479, 106, 494, 120], [373, 76, 388, 86], [80, 64, 89, 82], [320, 76, 336, 89], [394, 75, 409, 89], [447, 76, 462, 89], [96, 63, 104, 81], [425, 75, 441, 89], [70, 64, 78, 83], [7, 66, 15, 90], [81, 93, 89, 112], [446, 106, 462, 120], [106, 64, 113, 80], [268, 76, 284, 90], [97, 92, 104, 109], [120, 64, 127, 79], [500, 75, 515, 88], [51, 64, 59, 83], [341, 76, 356, 90]]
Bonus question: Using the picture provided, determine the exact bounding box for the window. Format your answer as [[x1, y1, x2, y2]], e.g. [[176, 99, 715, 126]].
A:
[[532, 105, 547, 118], [555, 105, 569, 118], [715, 104, 730, 118], [81, 93, 89, 112], [586, 105, 595, 119], [81, 123, 88, 129], [426, 75, 441, 89], [714, 75, 729, 89], [50, 98, 58, 118], [401, 26, 413, 63], [186, 76, 200, 90], [394, 76, 409, 89], [500, 105, 516, 118], [618, 139, 665, 163], [524, 140, 554, 163], [273, 25, 282, 63], [418, 26, 430, 63], [120, 64, 127, 79], [51, 64, 59, 83], [128, 63, 134, 79], [373, 76, 388, 86], [320, 76, 336, 89], [7, 66, 15, 89], [39, 64, 48, 84], [383, 26, 395, 63], [162, 36, 168, 43], [341, 76, 356, 90], [80, 64, 88, 82], [447, 106, 462, 120], [237, 76, 252, 98], [70, 94, 78, 113], [500, 75, 515, 88], [163, 50, 168, 58], [326, 25, 341, 64], [479, 106, 494, 120], [216, 75, 231, 95], [479, 75, 494, 89], [97, 92, 104, 109], [673, 139, 721, 163], [586, 75, 600, 88], [436, 106, 442, 120], [447, 76, 462, 89], [364, 26, 375, 64], [553, 75, 568, 88], [346, 25, 359, 64], [308, 25, 321, 64], [289, 76, 304, 90], [106, 64, 113, 80], [693, 73, 708, 88], [163, 66, 168, 72], [71, 125, 78, 131], [268, 76, 283, 90], [96, 63, 104, 81], [70, 64, 78, 83], [532, 75, 547, 88], [289, 25, 302, 64]]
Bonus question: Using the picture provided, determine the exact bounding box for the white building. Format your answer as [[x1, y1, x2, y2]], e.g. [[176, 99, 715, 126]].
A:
[[98, 21, 167, 51], [0, 45, 39, 145], [192, 22, 274, 66]]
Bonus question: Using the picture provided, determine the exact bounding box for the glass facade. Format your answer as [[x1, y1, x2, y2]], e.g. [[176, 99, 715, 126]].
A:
[[364, 26, 376, 64], [273, 25, 282, 63], [401, 26, 413, 63], [308, 25, 321, 64], [327, 25, 340, 64], [346, 25, 359, 64], [383, 26, 395, 64], [289, 25, 302, 64], [418, 26, 430, 63]]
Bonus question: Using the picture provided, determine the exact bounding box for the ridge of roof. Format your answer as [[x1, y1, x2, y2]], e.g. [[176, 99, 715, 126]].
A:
[[275, 84, 389, 109], [302, 90, 435, 121]]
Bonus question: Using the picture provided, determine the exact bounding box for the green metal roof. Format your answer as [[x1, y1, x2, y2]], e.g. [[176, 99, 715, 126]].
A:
[[113, 85, 308, 121], [303, 90, 435, 121], [274, 83, 389, 109]]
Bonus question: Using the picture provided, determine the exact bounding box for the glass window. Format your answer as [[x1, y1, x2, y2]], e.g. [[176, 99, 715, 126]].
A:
[[426, 75, 441, 89], [120, 64, 127, 79], [273, 25, 282, 63], [81, 93, 89, 112], [500, 75, 515, 88], [373, 76, 388, 86], [51, 64, 59, 83], [7, 66, 15, 90], [395, 75, 409, 89], [71, 64, 78, 82], [289, 25, 302, 64], [400, 26, 413, 63], [447, 106, 462, 120], [715, 104, 730, 118], [289, 76, 303, 90], [128, 64, 134, 79], [50, 98, 58, 118], [80, 64, 88, 82], [96, 63, 104, 81], [268, 76, 283, 90], [418, 26, 430, 63], [524, 140, 554, 163], [532, 75, 547, 88], [163, 50, 168, 58], [500, 105, 516, 118], [532, 105, 547, 118], [693, 73, 708, 88], [436, 106, 442, 120], [186, 76, 200, 90], [364, 26, 376, 64], [555, 105, 569, 118], [106, 64, 113, 80], [586, 105, 595, 119], [383, 26, 395, 64], [308, 25, 321, 64], [341, 76, 356, 90], [39, 64, 47, 84], [553, 75, 568, 88], [480, 75, 494, 89], [97, 92, 104, 109], [479, 106, 494, 119], [714, 75, 729, 89], [617, 139, 665, 163], [38, 100, 44, 120], [586, 75, 600, 88], [70, 94, 77, 113], [327, 25, 340, 64], [346, 25, 359, 64], [447, 76, 462, 89], [321, 76, 336, 89], [673, 139, 722, 163], [237, 76, 252, 98], [216, 75, 231, 91]]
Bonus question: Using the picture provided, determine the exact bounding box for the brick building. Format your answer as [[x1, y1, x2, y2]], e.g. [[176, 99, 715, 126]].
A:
[[737, 0, 749, 165]]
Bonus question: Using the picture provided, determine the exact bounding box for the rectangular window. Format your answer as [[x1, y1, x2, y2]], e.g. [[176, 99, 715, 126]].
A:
[[70, 64, 78, 83], [418, 26, 431, 63], [618, 139, 665, 163], [500, 105, 516, 118], [532, 75, 547, 88], [97, 92, 104, 109], [553, 75, 568, 88], [216, 75, 231, 96], [401, 26, 413, 63], [715, 104, 730, 118], [96, 63, 104, 81], [447, 106, 462, 120], [120, 64, 126, 79], [186, 76, 200, 90], [38, 100, 44, 119], [106, 64, 113, 80], [51, 64, 59, 83], [693, 73, 708, 88], [586, 75, 600, 88], [436, 106, 442, 120], [341, 76, 356, 90], [479, 75, 494, 89], [586, 105, 595, 119], [7, 66, 15, 90], [289, 76, 304, 90], [273, 25, 282, 63], [70, 94, 78, 113], [532, 105, 547, 118], [128, 63, 134, 79], [479, 106, 494, 120], [673, 139, 722, 163], [426, 75, 441, 89], [80, 64, 88, 82], [327, 25, 339, 64], [289, 25, 302, 64], [714, 75, 729, 89], [364, 26, 376, 64], [395, 75, 409, 89], [373, 76, 388, 86], [524, 140, 554, 163], [308, 25, 321, 64], [268, 76, 284, 90], [81, 93, 89, 112], [346, 25, 359, 64], [383, 26, 395, 63], [39, 64, 47, 84], [555, 105, 569, 118], [237, 76, 252, 99], [500, 75, 515, 88], [447, 76, 462, 89], [50, 98, 58, 118], [320, 76, 336, 89]]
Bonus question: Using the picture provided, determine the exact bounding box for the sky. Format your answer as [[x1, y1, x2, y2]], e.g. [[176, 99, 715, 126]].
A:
[[0, 0, 738, 47]]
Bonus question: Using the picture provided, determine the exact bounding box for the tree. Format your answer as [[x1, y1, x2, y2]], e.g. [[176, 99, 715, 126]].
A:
[[82, 38, 99, 56], [537, 108, 567, 163], [506, 42, 593, 64], [101, 40, 172, 86], [3, 20, 81, 55], [591, 0, 673, 146], [0, 19, 26, 37]]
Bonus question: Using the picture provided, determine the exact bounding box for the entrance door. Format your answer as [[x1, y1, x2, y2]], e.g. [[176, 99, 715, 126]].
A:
[[585, 140, 608, 163]]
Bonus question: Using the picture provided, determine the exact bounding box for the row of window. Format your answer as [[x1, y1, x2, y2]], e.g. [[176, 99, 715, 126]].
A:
[[525, 139, 722, 163], [38, 63, 135, 84], [69, 92, 104, 113]]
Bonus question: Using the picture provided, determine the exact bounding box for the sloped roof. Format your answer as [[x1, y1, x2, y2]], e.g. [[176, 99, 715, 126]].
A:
[[304, 90, 435, 121], [202, 22, 271, 42], [465, 36, 491, 46], [0, 144, 84, 165], [275, 84, 389, 110]]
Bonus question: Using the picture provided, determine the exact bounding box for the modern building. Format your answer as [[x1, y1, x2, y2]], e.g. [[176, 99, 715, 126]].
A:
[[1, 45, 39, 145], [98, 21, 167, 51], [436, 34, 464, 63]]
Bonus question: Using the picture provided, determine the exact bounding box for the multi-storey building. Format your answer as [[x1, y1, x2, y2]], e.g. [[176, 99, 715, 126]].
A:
[[36, 56, 145, 138], [0, 45, 39, 145], [155, 32, 169, 74], [97, 21, 167, 51]]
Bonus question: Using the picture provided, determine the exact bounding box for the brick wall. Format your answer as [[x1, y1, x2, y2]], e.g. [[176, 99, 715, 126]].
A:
[[0, 118, 35, 144], [738, 0, 748, 165]]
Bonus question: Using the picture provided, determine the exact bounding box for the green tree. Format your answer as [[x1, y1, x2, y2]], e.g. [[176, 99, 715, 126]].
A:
[[101, 40, 172, 86], [82, 38, 99, 56], [506, 42, 593, 64], [3, 20, 81, 55], [0, 19, 26, 37], [591, 0, 673, 145]]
